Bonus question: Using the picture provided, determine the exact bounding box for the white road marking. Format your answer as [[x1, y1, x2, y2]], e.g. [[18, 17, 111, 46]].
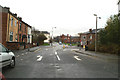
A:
[[55, 52, 57, 55], [74, 56, 82, 61], [56, 55, 60, 61], [55, 52, 60, 61], [37, 56, 43, 62], [50, 54, 53, 56], [71, 49, 79, 51], [16, 55, 19, 57], [63, 49, 66, 51], [37, 55, 41, 58], [46, 49, 48, 50], [21, 54, 24, 56], [20, 59, 23, 61]]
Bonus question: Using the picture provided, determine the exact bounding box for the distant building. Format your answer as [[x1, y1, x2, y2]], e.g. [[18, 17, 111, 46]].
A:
[[40, 31, 50, 43], [78, 29, 101, 47], [60, 34, 71, 43], [70, 36, 80, 44], [54, 36, 60, 42]]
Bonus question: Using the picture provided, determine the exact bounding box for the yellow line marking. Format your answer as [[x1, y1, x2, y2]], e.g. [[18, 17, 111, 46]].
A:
[[34, 48, 41, 52]]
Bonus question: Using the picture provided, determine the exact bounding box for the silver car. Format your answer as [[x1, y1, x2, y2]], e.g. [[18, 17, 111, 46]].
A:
[[0, 43, 15, 68]]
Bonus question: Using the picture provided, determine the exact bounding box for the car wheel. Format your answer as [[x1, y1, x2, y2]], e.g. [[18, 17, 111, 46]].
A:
[[9, 58, 15, 68]]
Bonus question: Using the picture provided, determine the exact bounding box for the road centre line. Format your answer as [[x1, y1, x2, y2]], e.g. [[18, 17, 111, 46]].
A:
[[55, 52, 57, 55], [21, 54, 24, 56], [56, 55, 60, 61], [20, 59, 23, 61], [37, 55, 41, 58], [74, 56, 82, 61], [46, 49, 48, 50], [55, 52, 60, 61]]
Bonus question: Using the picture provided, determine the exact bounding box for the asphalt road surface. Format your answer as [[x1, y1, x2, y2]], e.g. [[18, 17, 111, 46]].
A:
[[2, 43, 118, 79]]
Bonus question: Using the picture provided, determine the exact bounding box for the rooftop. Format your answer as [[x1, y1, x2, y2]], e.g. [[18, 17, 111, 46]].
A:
[[0, 5, 32, 28], [40, 31, 50, 34]]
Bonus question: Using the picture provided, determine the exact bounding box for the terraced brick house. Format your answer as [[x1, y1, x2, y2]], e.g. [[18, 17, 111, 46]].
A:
[[0, 5, 32, 50], [60, 34, 71, 43]]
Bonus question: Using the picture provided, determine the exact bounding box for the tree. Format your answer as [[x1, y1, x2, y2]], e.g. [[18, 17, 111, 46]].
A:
[[98, 14, 120, 54], [32, 27, 47, 45], [37, 33, 47, 45], [99, 15, 120, 45]]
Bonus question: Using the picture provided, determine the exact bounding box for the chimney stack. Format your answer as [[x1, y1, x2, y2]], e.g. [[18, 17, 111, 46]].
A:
[[4, 7, 10, 10], [14, 13, 17, 17], [4, 7, 10, 12], [89, 29, 92, 33], [18, 17, 22, 21]]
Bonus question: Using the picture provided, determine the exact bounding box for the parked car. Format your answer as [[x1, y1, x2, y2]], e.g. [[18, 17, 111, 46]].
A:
[[0, 43, 15, 68]]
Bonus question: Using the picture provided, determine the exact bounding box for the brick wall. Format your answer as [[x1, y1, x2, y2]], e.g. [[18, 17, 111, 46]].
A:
[[0, 12, 8, 48]]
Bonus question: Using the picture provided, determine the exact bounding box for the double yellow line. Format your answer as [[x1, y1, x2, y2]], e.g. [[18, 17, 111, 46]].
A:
[[34, 48, 41, 52]]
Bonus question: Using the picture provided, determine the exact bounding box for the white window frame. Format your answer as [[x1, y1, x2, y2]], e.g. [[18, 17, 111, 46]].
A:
[[15, 20, 17, 26], [10, 32, 13, 42], [11, 18, 13, 26]]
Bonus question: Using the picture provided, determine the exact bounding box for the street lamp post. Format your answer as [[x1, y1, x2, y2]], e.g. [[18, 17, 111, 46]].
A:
[[51, 27, 56, 46], [94, 14, 101, 53]]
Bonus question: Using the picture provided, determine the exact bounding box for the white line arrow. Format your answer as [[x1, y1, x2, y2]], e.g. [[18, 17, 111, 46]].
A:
[[74, 56, 81, 61], [37, 56, 43, 62]]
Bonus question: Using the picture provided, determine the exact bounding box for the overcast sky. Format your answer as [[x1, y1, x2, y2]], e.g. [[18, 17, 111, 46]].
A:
[[0, 0, 118, 36]]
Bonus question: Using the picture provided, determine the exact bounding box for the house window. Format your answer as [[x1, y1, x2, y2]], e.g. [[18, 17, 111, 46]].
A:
[[90, 41, 92, 44], [20, 22, 22, 31], [11, 18, 13, 26], [15, 20, 17, 26], [10, 32, 13, 41], [83, 36, 86, 39]]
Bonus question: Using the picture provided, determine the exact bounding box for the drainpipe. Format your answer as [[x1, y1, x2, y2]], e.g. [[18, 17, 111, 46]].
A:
[[7, 12, 10, 42]]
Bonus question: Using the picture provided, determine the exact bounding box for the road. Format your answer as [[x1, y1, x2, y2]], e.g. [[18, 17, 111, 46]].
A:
[[2, 43, 118, 79]]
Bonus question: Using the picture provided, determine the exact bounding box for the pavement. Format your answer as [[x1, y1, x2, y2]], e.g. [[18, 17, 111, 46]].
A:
[[2, 43, 118, 79], [12, 46, 42, 54], [73, 48, 118, 60]]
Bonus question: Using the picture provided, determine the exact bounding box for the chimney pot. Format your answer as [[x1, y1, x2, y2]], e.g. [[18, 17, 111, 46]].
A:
[[89, 29, 92, 33], [14, 13, 17, 16], [18, 17, 22, 20]]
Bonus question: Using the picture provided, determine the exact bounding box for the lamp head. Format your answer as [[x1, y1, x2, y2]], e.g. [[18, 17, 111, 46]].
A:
[[99, 17, 101, 19], [94, 14, 97, 16]]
